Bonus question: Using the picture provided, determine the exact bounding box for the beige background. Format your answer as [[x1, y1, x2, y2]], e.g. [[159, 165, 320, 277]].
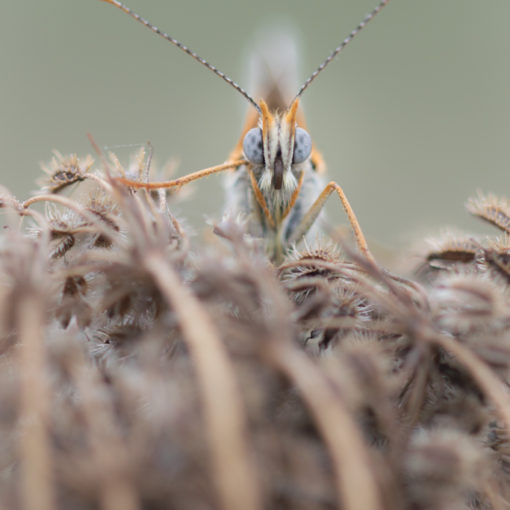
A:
[[2, 0, 510, 250]]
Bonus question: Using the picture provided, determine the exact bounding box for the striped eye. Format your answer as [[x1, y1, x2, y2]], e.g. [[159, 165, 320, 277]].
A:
[[293, 127, 312, 164], [243, 128, 264, 164]]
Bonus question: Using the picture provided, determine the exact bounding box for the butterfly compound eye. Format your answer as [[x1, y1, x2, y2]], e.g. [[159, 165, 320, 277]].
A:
[[293, 127, 312, 164], [243, 128, 264, 164]]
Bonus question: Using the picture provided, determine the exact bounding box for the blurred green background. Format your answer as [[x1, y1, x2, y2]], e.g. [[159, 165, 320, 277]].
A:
[[2, 0, 510, 250]]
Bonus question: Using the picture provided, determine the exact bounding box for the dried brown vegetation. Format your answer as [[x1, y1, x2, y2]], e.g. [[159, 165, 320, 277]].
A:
[[2, 152, 510, 510]]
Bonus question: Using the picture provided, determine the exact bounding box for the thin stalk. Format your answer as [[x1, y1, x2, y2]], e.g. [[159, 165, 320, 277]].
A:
[[17, 294, 55, 510]]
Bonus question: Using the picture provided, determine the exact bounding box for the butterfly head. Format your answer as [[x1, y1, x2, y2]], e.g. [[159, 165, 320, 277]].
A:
[[242, 99, 312, 192]]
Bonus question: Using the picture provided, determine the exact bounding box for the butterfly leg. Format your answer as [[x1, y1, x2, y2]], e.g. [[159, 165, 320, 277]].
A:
[[115, 160, 247, 190], [289, 181, 374, 262]]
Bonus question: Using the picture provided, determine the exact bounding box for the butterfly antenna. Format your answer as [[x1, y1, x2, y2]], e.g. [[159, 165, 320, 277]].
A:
[[100, 0, 261, 113], [294, 0, 391, 100]]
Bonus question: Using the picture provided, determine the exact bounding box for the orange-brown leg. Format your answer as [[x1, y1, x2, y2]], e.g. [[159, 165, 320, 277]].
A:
[[289, 181, 374, 262], [115, 160, 247, 190]]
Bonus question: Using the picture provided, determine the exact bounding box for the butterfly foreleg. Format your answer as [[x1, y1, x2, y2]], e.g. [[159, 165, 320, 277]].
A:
[[288, 181, 374, 262], [114, 160, 247, 190]]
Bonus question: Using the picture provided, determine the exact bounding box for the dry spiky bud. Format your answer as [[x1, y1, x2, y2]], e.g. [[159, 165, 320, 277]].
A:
[[467, 193, 510, 234], [481, 236, 510, 285], [414, 231, 481, 280], [39, 152, 94, 193], [404, 429, 488, 508], [280, 245, 377, 350]]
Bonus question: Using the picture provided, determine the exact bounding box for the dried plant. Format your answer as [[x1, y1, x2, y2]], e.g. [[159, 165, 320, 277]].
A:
[[2, 154, 510, 510]]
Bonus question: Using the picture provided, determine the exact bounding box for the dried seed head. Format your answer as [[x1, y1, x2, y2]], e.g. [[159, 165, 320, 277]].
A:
[[39, 152, 94, 193], [414, 231, 480, 280], [481, 236, 510, 285], [430, 274, 507, 331], [404, 429, 486, 507], [486, 421, 510, 480], [286, 241, 342, 263], [279, 242, 346, 286], [429, 273, 510, 379], [467, 193, 510, 234]]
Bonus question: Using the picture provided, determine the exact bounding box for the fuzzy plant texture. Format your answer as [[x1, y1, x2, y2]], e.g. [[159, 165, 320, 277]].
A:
[[1, 149, 510, 510]]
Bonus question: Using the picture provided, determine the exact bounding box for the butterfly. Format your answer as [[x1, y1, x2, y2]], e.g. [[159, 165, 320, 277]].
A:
[[100, 0, 390, 263]]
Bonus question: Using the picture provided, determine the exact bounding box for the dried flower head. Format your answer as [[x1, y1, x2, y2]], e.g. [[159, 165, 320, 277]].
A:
[[467, 192, 510, 234], [39, 151, 94, 193]]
